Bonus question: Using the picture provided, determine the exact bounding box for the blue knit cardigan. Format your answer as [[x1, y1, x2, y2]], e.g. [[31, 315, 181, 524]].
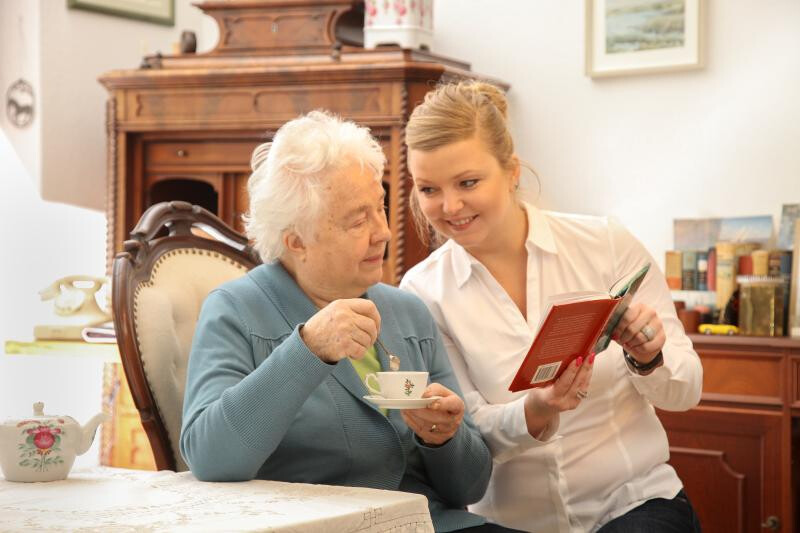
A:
[[180, 262, 492, 532]]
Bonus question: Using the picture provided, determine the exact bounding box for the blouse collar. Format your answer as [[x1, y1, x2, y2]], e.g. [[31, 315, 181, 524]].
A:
[[450, 202, 558, 288]]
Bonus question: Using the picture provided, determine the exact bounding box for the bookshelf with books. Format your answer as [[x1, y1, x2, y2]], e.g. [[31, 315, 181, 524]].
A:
[[668, 208, 800, 339], [666, 242, 795, 338]]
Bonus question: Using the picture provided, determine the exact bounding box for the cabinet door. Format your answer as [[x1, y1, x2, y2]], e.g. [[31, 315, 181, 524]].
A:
[[138, 137, 258, 233], [659, 406, 788, 533]]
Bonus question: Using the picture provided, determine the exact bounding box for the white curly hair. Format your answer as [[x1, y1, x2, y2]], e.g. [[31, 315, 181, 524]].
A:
[[244, 110, 387, 263]]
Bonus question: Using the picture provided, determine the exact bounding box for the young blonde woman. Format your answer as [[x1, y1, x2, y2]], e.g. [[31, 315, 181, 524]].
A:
[[400, 82, 703, 533]]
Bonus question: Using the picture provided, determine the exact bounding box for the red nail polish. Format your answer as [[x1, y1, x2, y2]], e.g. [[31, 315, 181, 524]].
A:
[[589, 353, 596, 365], [576, 356, 583, 367]]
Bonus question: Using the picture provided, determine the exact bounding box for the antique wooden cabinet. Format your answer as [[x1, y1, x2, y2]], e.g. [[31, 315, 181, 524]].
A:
[[99, 0, 504, 285], [658, 334, 800, 533]]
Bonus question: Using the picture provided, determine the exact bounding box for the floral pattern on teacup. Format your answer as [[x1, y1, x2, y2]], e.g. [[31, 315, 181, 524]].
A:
[[17, 420, 65, 472], [403, 379, 414, 396]]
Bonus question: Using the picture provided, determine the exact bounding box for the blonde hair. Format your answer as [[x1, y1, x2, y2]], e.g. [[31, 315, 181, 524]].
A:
[[404, 81, 517, 246], [244, 110, 386, 263]]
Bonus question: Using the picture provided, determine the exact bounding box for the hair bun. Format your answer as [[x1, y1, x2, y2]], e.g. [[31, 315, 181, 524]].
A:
[[469, 81, 508, 121], [250, 142, 272, 171]]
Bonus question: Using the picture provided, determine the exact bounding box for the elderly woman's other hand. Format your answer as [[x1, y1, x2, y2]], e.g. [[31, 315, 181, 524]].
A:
[[401, 383, 465, 446], [301, 298, 381, 363]]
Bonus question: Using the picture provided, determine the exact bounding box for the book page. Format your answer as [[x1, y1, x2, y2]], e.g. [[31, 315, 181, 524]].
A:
[[593, 263, 651, 353], [536, 291, 609, 332]]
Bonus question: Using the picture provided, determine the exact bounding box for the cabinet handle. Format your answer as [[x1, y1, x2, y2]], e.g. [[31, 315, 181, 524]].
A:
[[761, 516, 781, 530], [176, 149, 188, 157]]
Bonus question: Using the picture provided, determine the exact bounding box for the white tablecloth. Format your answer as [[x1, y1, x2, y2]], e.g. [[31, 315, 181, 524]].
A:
[[0, 467, 434, 532]]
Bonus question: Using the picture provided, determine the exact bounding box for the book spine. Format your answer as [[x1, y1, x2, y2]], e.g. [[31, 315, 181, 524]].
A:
[[665, 250, 682, 289], [707, 246, 717, 291], [738, 255, 753, 276], [752, 249, 769, 276], [791, 221, 800, 336], [715, 242, 736, 312], [696, 251, 708, 291], [769, 249, 793, 335], [681, 250, 697, 290]]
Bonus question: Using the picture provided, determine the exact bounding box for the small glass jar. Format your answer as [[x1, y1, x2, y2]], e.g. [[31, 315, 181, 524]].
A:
[[737, 276, 785, 336]]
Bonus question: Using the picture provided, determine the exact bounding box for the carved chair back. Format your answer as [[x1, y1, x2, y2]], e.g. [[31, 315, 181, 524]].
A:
[[112, 201, 260, 471]]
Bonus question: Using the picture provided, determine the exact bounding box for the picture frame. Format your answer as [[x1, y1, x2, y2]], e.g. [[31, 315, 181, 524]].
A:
[[67, 0, 174, 27], [585, 0, 706, 78]]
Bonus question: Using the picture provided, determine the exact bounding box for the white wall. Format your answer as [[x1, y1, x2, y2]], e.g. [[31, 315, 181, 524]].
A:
[[1, 0, 42, 186], [433, 0, 800, 265], [0, 0, 218, 467], [0, 131, 107, 467], [1, 0, 217, 211]]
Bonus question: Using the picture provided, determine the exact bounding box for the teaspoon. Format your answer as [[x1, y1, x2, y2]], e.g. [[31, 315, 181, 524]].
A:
[[375, 337, 401, 371]]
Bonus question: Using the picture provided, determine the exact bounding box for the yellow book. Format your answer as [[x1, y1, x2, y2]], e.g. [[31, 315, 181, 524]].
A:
[[751, 249, 769, 276], [665, 250, 682, 289], [715, 242, 736, 312]]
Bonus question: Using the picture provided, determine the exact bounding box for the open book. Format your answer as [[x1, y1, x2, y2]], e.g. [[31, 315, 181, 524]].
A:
[[508, 263, 651, 392]]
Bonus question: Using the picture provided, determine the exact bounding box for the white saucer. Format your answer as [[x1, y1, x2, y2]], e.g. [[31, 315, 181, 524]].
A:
[[363, 395, 442, 410]]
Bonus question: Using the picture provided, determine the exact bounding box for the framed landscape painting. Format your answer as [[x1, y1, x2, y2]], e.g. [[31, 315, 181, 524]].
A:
[[68, 0, 174, 26], [585, 0, 705, 78]]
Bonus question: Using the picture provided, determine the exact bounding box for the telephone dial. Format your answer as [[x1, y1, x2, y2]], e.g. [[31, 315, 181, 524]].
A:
[[33, 276, 111, 341]]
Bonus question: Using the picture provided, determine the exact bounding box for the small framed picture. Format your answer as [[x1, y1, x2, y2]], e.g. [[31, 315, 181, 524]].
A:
[[67, 0, 174, 27], [585, 0, 706, 78]]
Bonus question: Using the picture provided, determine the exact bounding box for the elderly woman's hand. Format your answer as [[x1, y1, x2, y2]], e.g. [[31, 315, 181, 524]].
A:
[[301, 299, 381, 363], [401, 383, 464, 446], [613, 302, 665, 368]]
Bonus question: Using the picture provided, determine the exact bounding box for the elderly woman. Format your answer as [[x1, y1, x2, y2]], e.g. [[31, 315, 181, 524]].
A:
[[180, 111, 511, 533]]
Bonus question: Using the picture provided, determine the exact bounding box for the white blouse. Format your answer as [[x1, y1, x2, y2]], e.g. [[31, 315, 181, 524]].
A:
[[400, 203, 702, 533]]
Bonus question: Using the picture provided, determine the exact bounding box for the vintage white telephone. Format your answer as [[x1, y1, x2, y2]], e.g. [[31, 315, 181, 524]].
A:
[[33, 276, 111, 341]]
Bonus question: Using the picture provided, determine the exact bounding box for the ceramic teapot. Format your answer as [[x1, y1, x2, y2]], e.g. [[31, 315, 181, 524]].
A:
[[0, 402, 108, 482]]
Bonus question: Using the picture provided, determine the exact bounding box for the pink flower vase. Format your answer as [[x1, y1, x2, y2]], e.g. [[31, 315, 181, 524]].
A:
[[364, 0, 433, 50]]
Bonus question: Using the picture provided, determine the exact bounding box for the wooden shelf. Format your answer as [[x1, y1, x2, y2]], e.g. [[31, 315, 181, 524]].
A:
[[688, 332, 800, 349], [4, 340, 119, 362]]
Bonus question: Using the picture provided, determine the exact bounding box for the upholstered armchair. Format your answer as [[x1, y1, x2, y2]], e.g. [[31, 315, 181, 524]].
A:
[[112, 201, 260, 471]]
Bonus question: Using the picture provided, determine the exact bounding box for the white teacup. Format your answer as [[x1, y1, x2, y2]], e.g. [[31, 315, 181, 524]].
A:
[[365, 371, 428, 399]]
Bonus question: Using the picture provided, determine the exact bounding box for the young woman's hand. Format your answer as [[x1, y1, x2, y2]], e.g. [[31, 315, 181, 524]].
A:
[[523, 354, 594, 438], [613, 302, 665, 367]]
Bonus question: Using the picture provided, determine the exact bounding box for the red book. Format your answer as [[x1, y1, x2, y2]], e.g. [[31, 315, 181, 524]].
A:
[[509, 264, 650, 392], [706, 247, 716, 291], [738, 255, 753, 276]]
